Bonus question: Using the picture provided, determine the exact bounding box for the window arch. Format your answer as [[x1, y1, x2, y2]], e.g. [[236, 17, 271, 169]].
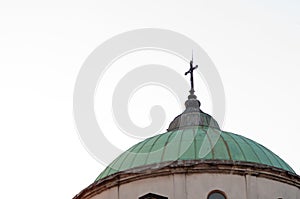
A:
[[139, 193, 168, 199], [207, 190, 226, 199]]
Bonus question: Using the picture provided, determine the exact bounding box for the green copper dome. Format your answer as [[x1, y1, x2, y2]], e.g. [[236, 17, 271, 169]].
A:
[[96, 126, 294, 181], [96, 81, 295, 181]]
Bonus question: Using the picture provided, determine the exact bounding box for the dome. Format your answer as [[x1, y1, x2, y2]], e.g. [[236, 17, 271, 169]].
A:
[[96, 126, 295, 181], [75, 60, 299, 199], [96, 91, 295, 181]]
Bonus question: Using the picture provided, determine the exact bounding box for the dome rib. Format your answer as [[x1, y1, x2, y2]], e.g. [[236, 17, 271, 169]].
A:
[[251, 140, 273, 166], [177, 128, 185, 160], [143, 133, 162, 165], [262, 146, 293, 172], [205, 129, 215, 159], [192, 128, 197, 159], [238, 135, 263, 163], [259, 144, 283, 169], [163, 130, 182, 162], [222, 132, 247, 161], [127, 137, 150, 170], [220, 133, 232, 160], [180, 128, 197, 160], [160, 131, 174, 162]]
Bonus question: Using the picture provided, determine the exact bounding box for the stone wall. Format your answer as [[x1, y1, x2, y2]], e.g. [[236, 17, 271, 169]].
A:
[[90, 173, 300, 199]]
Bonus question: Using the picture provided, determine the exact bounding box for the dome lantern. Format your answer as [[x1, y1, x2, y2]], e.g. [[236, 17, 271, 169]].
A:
[[167, 56, 220, 131]]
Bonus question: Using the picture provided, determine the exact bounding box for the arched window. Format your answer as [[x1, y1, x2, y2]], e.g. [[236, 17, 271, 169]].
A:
[[139, 193, 168, 199], [207, 190, 226, 199]]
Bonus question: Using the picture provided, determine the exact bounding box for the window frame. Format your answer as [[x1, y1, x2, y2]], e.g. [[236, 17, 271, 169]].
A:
[[207, 190, 227, 199], [139, 193, 168, 199]]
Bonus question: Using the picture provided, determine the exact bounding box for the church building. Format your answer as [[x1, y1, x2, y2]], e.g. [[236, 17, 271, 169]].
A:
[[74, 59, 300, 199]]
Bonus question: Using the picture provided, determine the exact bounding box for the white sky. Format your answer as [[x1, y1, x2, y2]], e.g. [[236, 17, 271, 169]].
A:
[[0, 0, 300, 198]]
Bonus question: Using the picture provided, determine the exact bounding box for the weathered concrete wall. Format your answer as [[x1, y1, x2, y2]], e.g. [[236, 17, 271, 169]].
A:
[[90, 173, 300, 199]]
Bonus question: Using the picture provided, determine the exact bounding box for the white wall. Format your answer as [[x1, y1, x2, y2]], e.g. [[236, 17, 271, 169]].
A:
[[90, 173, 300, 199]]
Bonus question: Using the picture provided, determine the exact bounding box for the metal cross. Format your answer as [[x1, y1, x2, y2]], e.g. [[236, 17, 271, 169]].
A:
[[185, 59, 198, 92]]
